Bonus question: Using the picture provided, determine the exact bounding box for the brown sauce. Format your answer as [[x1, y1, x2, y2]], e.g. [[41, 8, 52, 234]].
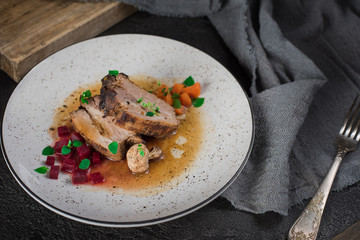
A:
[[50, 74, 203, 195]]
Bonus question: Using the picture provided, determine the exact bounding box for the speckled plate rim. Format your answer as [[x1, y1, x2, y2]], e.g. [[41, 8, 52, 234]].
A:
[[1, 34, 254, 227]]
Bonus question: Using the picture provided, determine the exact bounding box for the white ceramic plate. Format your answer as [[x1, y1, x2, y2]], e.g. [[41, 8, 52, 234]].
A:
[[1, 34, 253, 227]]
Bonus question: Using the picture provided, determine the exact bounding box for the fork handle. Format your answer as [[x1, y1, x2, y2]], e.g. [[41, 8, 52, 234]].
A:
[[288, 149, 346, 240]]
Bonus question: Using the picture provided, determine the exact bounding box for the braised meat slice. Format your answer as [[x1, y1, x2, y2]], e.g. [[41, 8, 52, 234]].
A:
[[71, 109, 122, 160], [100, 73, 179, 137], [71, 96, 143, 161]]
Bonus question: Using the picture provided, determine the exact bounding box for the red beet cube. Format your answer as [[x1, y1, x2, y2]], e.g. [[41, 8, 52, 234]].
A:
[[70, 132, 84, 142], [49, 165, 60, 179], [58, 126, 70, 138], [72, 170, 89, 184], [45, 156, 55, 166], [61, 158, 76, 173], [89, 172, 105, 184], [54, 139, 69, 153], [76, 144, 91, 160], [61, 149, 74, 160], [92, 152, 101, 165]]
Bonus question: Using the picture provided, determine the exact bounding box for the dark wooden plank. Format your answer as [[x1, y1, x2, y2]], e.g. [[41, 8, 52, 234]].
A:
[[333, 221, 360, 240], [0, 0, 136, 82]]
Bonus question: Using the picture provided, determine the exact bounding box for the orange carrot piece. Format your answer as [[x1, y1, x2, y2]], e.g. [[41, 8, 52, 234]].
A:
[[164, 92, 173, 106], [181, 82, 201, 99], [175, 105, 187, 115], [171, 83, 185, 95], [153, 84, 170, 100], [180, 92, 192, 107]]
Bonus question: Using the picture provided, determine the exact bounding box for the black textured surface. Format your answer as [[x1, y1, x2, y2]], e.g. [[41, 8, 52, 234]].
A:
[[1, 12, 360, 240]]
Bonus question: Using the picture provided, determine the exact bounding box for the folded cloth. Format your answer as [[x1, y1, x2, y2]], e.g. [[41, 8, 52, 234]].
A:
[[92, 0, 360, 215]]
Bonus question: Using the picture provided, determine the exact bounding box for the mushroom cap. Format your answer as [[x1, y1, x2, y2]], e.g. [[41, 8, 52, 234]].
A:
[[126, 144, 150, 173]]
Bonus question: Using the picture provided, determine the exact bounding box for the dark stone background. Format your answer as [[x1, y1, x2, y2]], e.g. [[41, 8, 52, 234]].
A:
[[1, 12, 359, 240]]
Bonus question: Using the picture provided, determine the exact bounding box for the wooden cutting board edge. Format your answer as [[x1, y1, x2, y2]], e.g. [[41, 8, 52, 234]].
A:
[[1, 2, 137, 82], [333, 221, 360, 240]]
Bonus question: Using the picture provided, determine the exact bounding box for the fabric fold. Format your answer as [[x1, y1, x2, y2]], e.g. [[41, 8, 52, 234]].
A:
[[209, 0, 326, 214]]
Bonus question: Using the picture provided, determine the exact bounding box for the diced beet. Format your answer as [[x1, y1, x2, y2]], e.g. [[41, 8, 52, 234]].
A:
[[49, 165, 60, 179], [58, 126, 70, 138], [70, 132, 84, 142], [54, 139, 69, 153], [89, 172, 105, 184], [61, 149, 74, 160], [92, 152, 101, 165], [76, 144, 91, 160], [45, 156, 55, 166], [72, 170, 89, 184], [61, 158, 76, 173]]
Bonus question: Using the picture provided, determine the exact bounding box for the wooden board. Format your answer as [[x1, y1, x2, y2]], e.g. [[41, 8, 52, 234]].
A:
[[333, 221, 360, 240], [0, 0, 137, 82]]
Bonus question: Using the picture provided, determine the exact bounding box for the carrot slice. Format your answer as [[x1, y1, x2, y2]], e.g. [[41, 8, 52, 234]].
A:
[[181, 82, 201, 99], [180, 92, 192, 107], [171, 83, 185, 95], [175, 105, 187, 115], [154, 84, 170, 100], [164, 92, 173, 106]]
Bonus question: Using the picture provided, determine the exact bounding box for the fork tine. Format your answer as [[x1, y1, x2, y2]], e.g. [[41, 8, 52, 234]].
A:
[[351, 112, 360, 139], [354, 118, 360, 141], [345, 97, 360, 137], [340, 95, 359, 135]]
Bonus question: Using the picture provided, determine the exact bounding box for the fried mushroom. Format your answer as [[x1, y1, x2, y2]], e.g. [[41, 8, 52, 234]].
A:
[[126, 144, 163, 173]]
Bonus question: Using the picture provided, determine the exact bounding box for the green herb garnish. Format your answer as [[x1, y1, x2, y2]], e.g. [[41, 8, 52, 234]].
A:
[[42, 146, 55, 156], [60, 140, 83, 155], [157, 81, 161, 86], [172, 99, 182, 109], [67, 139, 72, 148], [183, 76, 195, 87], [73, 140, 83, 147], [137, 97, 160, 116], [79, 158, 91, 170], [34, 166, 49, 174], [61, 145, 71, 155], [109, 70, 119, 76], [137, 144, 145, 157], [81, 90, 91, 104], [192, 98, 205, 108], [108, 141, 118, 154], [172, 93, 180, 99], [161, 87, 171, 97]]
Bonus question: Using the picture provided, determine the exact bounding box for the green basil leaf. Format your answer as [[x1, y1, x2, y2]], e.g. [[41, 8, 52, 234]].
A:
[[42, 146, 55, 156], [108, 141, 118, 154], [146, 111, 155, 117], [108, 70, 119, 76], [172, 99, 182, 109], [72, 140, 83, 147], [67, 139, 72, 148], [34, 166, 48, 174], [192, 98, 205, 108], [139, 150, 145, 157], [79, 158, 91, 170], [61, 145, 71, 155], [172, 93, 180, 99], [183, 76, 195, 87], [84, 90, 91, 98]]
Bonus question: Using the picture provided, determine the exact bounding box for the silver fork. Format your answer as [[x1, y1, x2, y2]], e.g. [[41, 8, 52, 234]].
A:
[[289, 95, 360, 240]]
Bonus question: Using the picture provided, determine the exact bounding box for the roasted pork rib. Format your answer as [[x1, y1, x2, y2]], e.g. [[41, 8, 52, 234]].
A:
[[100, 73, 179, 137]]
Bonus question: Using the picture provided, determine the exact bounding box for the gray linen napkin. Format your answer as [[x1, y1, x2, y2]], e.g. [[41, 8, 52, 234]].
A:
[[87, 0, 360, 215]]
